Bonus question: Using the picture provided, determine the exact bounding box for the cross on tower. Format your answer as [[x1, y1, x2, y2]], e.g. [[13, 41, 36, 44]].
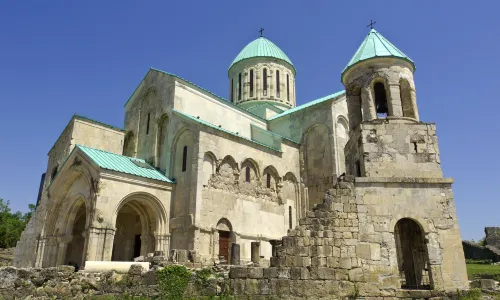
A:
[[367, 20, 376, 29], [259, 28, 264, 37]]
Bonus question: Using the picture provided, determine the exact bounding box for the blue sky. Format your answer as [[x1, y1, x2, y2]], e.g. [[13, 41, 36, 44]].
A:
[[0, 1, 498, 241]]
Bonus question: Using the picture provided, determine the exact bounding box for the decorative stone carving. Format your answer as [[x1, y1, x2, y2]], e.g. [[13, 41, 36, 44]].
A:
[[366, 129, 378, 143]]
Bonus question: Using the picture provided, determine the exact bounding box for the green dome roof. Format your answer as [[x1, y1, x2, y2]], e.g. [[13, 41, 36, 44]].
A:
[[342, 29, 414, 79], [229, 37, 295, 73]]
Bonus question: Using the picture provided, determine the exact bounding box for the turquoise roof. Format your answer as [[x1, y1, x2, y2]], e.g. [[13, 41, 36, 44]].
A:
[[77, 145, 173, 183], [229, 37, 295, 74], [342, 29, 414, 78], [268, 90, 346, 121]]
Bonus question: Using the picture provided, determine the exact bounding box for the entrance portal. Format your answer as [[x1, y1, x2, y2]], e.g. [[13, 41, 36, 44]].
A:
[[64, 203, 86, 269], [394, 218, 432, 290], [218, 230, 230, 263]]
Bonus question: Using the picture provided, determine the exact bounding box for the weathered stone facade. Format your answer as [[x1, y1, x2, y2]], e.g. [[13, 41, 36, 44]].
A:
[[12, 28, 469, 296]]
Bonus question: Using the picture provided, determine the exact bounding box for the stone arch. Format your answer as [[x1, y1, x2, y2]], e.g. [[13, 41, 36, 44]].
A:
[[262, 165, 279, 190], [156, 113, 169, 171], [215, 218, 234, 263], [202, 151, 217, 187], [394, 218, 432, 290], [346, 84, 362, 130], [282, 172, 301, 221], [400, 79, 416, 119], [123, 131, 136, 157], [59, 196, 88, 268], [301, 124, 334, 209], [240, 158, 260, 184], [370, 77, 390, 118], [112, 192, 169, 261], [336, 116, 349, 174], [170, 128, 195, 177]]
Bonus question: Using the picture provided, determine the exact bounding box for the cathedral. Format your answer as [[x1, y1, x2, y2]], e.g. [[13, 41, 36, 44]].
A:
[[13, 28, 468, 291]]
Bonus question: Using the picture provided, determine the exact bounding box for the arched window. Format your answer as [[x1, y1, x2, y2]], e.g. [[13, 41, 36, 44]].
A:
[[245, 166, 251, 183], [263, 68, 268, 96], [286, 74, 290, 102], [238, 73, 242, 101], [50, 165, 58, 182], [276, 70, 280, 98], [230, 78, 234, 102], [146, 113, 151, 135], [395, 218, 432, 290], [249, 69, 254, 98], [400, 79, 416, 119], [374, 82, 389, 118], [182, 146, 188, 172], [266, 173, 271, 188], [288, 206, 292, 229]]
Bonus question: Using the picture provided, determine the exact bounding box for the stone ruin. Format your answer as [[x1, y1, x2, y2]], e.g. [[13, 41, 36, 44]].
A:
[[463, 227, 500, 263]]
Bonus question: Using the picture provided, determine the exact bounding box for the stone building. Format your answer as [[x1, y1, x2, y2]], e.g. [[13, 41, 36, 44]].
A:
[[13, 28, 468, 292]]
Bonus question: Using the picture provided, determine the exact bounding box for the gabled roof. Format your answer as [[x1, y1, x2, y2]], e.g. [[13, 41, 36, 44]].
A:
[[342, 29, 414, 79], [77, 145, 173, 183], [229, 37, 295, 74], [268, 90, 346, 121]]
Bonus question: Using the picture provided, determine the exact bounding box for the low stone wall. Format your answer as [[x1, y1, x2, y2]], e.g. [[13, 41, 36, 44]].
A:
[[463, 241, 500, 262]]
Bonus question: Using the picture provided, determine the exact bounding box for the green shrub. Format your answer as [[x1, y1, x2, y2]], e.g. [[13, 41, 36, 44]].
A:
[[457, 288, 482, 300], [156, 265, 192, 300], [466, 259, 493, 265]]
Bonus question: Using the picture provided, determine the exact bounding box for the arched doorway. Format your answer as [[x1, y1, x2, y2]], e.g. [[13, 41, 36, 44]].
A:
[[64, 204, 86, 269], [111, 193, 168, 261], [394, 218, 432, 290], [216, 218, 233, 264]]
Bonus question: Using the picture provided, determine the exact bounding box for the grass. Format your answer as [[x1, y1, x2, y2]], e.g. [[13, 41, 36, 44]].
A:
[[466, 263, 500, 279]]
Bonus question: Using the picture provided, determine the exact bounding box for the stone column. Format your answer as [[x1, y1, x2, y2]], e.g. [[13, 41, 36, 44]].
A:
[[35, 237, 46, 268], [388, 83, 403, 117], [154, 233, 170, 255], [410, 90, 419, 121], [361, 86, 376, 121], [85, 227, 115, 262], [269, 240, 282, 257], [140, 234, 148, 256], [55, 235, 73, 266], [251, 242, 260, 264], [230, 243, 240, 265], [347, 94, 362, 130]]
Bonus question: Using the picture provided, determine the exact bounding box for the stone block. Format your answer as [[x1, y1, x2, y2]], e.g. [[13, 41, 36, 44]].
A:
[[258, 279, 271, 295], [370, 244, 381, 260], [311, 257, 326, 267], [348, 268, 364, 282], [128, 264, 144, 275], [230, 279, 246, 295], [245, 278, 259, 294], [248, 267, 263, 279], [317, 267, 335, 280], [356, 244, 371, 260], [133, 256, 144, 262], [340, 257, 352, 269], [470, 279, 496, 290], [277, 267, 290, 279], [263, 267, 278, 279], [326, 257, 339, 268], [290, 267, 301, 280], [229, 267, 248, 279], [302, 257, 311, 267]]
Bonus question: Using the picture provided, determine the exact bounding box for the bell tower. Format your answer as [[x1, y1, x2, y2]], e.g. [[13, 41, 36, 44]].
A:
[[341, 29, 438, 178]]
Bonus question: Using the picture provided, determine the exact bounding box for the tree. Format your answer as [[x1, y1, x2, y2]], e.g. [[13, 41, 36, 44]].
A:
[[0, 198, 34, 248]]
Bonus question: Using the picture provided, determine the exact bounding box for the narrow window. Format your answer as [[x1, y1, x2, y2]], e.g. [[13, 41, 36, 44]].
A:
[[286, 74, 290, 102], [245, 166, 251, 183], [50, 166, 58, 182], [146, 113, 151, 135], [288, 206, 292, 229], [238, 73, 242, 100], [266, 173, 271, 188], [355, 160, 361, 177], [230, 79, 234, 102], [374, 82, 389, 118], [263, 68, 268, 96], [276, 70, 280, 98], [249, 69, 254, 98], [182, 146, 188, 172]]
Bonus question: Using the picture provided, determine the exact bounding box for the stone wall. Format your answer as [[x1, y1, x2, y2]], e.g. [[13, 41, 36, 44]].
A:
[[462, 241, 500, 262], [486, 227, 500, 249]]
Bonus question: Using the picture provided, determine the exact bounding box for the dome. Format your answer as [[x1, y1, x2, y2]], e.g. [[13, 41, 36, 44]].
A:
[[229, 37, 295, 74], [342, 29, 414, 80]]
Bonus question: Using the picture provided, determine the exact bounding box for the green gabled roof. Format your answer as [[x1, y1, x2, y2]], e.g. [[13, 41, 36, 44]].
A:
[[268, 90, 346, 121], [342, 29, 414, 79], [229, 37, 295, 74], [77, 145, 174, 183]]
